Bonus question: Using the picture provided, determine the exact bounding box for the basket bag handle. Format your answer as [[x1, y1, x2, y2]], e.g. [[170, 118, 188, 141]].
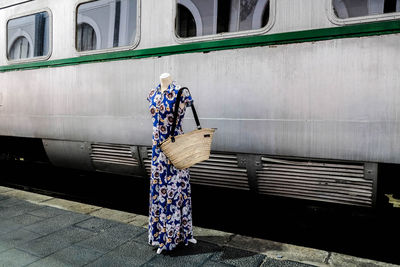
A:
[[170, 87, 201, 143]]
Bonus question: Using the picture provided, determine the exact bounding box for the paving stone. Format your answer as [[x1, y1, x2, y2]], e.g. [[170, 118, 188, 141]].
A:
[[89, 208, 137, 223], [28, 206, 68, 218], [41, 198, 101, 214], [24, 211, 91, 235], [75, 233, 128, 254], [26, 258, 72, 267], [210, 246, 266, 267], [328, 252, 398, 267], [27, 244, 104, 267], [48, 225, 96, 244], [200, 260, 234, 266], [0, 197, 25, 208], [0, 186, 15, 194], [74, 216, 120, 233], [227, 234, 328, 266], [0, 220, 24, 234], [16, 226, 96, 257], [0, 195, 9, 201], [259, 258, 317, 267], [131, 228, 150, 245], [103, 222, 147, 240], [193, 226, 234, 246], [76, 223, 146, 253], [128, 214, 148, 227], [0, 248, 39, 267], [86, 240, 155, 267], [8, 213, 45, 226], [1, 190, 53, 204], [0, 243, 12, 254], [144, 241, 221, 267], [0, 201, 42, 218], [0, 228, 41, 247]]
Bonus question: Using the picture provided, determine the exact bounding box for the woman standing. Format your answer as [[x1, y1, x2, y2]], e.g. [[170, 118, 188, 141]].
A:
[[146, 73, 197, 254]]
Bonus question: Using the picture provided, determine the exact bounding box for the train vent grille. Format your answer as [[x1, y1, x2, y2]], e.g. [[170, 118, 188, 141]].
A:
[[189, 154, 249, 190], [143, 148, 153, 177], [256, 157, 373, 207], [143, 148, 249, 191], [90, 143, 139, 167]]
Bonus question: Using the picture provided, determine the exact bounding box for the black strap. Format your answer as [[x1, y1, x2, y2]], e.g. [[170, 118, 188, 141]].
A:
[[170, 87, 201, 142]]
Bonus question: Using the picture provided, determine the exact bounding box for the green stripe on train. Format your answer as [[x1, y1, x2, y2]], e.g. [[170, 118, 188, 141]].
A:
[[1, 20, 400, 72]]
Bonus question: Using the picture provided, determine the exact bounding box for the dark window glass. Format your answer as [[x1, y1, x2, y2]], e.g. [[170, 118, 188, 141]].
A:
[[7, 11, 49, 60], [217, 0, 232, 33], [176, 4, 197, 37], [333, 0, 400, 19], [77, 23, 97, 51], [261, 1, 270, 28], [76, 0, 138, 52], [176, 0, 270, 38]]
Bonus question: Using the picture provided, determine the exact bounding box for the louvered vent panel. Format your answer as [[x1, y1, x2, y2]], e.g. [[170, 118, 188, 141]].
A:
[[256, 157, 373, 207], [143, 147, 153, 177], [143, 148, 249, 190], [91, 144, 139, 167], [190, 154, 249, 190]]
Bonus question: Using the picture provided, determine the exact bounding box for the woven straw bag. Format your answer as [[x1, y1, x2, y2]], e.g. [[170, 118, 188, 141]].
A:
[[160, 87, 216, 169]]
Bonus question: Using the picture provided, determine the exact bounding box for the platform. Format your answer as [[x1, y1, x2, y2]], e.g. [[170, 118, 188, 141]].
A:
[[0, 186, 397, 267]]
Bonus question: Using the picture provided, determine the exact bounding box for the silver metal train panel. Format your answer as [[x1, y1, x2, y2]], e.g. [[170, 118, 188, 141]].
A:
[[1, 34, 400, 164]]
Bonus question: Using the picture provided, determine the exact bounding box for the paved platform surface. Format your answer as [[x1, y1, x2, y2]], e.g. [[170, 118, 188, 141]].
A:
[[0, 186, 397, 267]]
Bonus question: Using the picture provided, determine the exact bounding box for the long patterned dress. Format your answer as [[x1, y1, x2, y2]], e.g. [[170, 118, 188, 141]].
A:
[[146, 81, 194, 253]]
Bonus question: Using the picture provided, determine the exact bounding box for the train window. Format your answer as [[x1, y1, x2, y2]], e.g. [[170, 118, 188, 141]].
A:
[[175, 0, 271, 39], [332, 0, 400, 19], [7, 11, 50, 61], [76, 0, 139, 52]]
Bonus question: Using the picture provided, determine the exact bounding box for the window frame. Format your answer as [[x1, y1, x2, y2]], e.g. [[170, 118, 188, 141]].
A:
[[6, 8, 53, 65], [173, 0, 276, 44], [327, 0, 400, 25], [74, 0, 141, 56]]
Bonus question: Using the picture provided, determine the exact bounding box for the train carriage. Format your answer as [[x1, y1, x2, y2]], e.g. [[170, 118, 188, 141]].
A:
[[1, 0, 400, 207]]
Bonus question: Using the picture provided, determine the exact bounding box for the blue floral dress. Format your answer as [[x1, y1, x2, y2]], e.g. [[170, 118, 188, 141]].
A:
[[146, 81, 194, 252]]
